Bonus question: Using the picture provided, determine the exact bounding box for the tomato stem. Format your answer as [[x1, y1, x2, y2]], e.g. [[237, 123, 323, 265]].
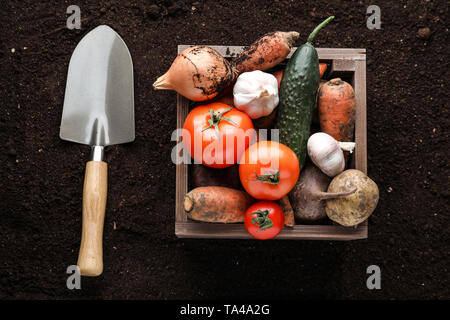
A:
[[250, 210, 273, 232], [202, 106, 237, 139], [251, 169, 280, 185]]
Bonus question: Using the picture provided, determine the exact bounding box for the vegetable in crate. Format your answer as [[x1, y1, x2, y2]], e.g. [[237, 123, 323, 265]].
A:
[[318, 78, 356, 143], [182, 103, 255, 168], [244, 201, 285, 240], [153, 46, 234, 101], [307, 132, 355, 177], [276, 16, 335, 169], [233, 70, 279, 119], [233, 31, 300, 74], [326, 170, 379, 227], [272, 62, 327, 89], [289, 163, 356, 222], [319, 62, 327, 78], [184, 186, 256, 223], [239, 141, 300, 200], [277, 195, 295, 227]]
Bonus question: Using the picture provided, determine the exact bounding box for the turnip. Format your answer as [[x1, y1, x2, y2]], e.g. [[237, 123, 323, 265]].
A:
[[326, 169, 379, 227], [289, 164, 356, 222]]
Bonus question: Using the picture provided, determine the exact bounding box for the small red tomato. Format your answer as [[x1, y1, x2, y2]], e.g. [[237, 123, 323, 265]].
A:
[[239, 141, 300, 200], [244, 201, 284, 240]]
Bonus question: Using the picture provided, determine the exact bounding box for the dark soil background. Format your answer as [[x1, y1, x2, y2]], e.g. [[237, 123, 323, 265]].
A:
[[1, 0, 449, 299]]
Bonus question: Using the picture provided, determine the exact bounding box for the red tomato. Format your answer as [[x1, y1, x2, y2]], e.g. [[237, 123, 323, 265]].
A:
[[183, 103, 255, 168], [244, 201, 284, 240], [239, 141, 300, 200]]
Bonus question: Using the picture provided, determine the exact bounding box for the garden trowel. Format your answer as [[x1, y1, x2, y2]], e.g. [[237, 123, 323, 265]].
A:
[[60, 25, 134, 276]]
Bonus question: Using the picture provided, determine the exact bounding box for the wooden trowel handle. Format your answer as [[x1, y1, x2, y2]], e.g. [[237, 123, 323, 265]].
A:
[[77, 161, 107, 277]]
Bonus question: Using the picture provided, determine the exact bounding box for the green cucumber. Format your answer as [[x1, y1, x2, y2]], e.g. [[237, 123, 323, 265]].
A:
[[276, 16, 334, 169]]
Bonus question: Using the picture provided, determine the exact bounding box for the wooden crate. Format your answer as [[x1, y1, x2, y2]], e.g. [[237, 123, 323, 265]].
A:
[[175, 45, 367, 240]]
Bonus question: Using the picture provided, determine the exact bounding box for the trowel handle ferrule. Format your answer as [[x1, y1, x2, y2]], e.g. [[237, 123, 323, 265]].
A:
[[90, 145, 105, 162]]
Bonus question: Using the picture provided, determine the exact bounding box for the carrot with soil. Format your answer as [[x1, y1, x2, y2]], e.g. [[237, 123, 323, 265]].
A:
[[318, 78, 356, 143], [232, 31, 299, 75], [184, 186, 256, 223]]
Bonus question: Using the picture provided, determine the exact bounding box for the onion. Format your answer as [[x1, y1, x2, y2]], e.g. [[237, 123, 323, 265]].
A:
[[153, 46, 235, 101]]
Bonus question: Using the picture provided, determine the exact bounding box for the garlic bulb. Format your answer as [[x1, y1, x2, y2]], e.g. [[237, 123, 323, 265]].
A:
[[233, 70, 279, 119], [307, 132, 346, 177]]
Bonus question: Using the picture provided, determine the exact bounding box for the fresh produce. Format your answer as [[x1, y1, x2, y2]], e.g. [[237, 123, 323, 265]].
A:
[[312, 79, 328, 125], [233, 70, 279, 119], [153, 46, 234, 101], [191, 164, 241, 189], [326, 170, 379, 227], [307, 132, 346, 177], [184, 186, 255, 223], [272, 70, 283, 89], [289, 164, 356, 222], [239, 141, 300, 200], [277, 195, 295, 227], [276, 16, 335, 169], [244, 201, 285, 240], [319, 62, 327, 78], [233, 31, 299, 74], [272, 62, 327, 90], [318, 78, 356, 143], [182, 102, 255, 168]]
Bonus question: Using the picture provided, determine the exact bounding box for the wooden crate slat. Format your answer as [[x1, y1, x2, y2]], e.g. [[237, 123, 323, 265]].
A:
[[353, 59, 368, 174], [176, 222, 367, 240], [175, 94, 189, 223], [178, 45, 366, 60], [175, 45, 368, 240]]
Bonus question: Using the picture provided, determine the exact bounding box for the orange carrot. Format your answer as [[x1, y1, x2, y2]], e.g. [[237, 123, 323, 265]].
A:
[[272, 70, 283, 89], [319, 62, 327, 78], [184, 186, 256, 223], [277, 195, 295, 227], [318, 78, 356, 143], [233, 31, 299, 75]]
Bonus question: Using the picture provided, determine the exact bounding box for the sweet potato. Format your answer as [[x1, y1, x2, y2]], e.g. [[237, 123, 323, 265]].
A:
[[184, 186, 256, 223]]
